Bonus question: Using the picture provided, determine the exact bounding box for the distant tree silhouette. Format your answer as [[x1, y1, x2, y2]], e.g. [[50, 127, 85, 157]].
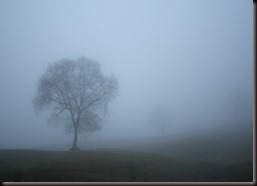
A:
[[33, 57, 119, 151], [151, 104, 172, 138]]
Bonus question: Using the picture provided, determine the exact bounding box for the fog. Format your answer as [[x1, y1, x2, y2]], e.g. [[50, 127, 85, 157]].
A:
[[0, 0, 253, 150]]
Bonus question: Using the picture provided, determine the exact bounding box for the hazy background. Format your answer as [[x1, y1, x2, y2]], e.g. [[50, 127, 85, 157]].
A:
[[0, 0, 253, 150]]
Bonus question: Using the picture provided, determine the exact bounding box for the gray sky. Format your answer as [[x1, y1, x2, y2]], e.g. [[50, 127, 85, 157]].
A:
[[0, 0, 253, 149]]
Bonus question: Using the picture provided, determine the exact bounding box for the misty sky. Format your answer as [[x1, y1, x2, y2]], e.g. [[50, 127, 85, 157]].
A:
[[0, 0, 253, 149]]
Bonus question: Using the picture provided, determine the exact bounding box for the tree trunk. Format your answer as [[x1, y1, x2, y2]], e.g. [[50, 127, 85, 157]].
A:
[[70, 126, 80, 151]]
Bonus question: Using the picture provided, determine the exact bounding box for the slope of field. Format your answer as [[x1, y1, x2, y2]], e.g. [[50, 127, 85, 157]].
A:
[[122, 126, 253, 165], [0, 149, 253, 182]]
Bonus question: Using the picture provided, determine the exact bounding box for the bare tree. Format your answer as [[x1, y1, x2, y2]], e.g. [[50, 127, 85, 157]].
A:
[[33, 57, 119, 151], [151, 104, 172, 138]]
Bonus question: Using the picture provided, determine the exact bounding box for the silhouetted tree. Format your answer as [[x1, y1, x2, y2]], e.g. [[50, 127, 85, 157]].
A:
[[33, 57, 119, 151], [151, 104, 172, 138]]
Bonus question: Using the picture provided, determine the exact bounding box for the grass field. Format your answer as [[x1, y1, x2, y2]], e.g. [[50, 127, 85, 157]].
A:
[[0, 148, 253, 182]]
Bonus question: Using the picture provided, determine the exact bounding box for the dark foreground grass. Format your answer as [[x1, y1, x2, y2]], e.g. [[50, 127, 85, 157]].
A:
[[0, 149, 253, 182]]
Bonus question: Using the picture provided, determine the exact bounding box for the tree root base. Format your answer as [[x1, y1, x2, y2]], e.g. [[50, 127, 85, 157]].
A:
[[69, 147, 80, 152]]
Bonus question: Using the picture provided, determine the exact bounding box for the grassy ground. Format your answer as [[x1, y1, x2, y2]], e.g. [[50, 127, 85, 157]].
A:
[[0, 149, 253, 182]]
